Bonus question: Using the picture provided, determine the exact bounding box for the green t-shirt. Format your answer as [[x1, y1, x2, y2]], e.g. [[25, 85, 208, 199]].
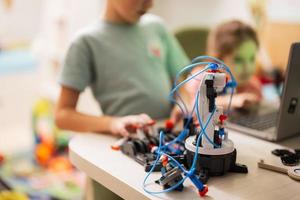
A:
[[59, 14, 189, 119]]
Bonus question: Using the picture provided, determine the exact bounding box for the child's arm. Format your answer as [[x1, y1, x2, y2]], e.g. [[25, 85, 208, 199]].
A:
[[169, 81, 191, 124], [238, 75, 263, 99], [55, 86, 153, 136], [216, 92, 260, 110]]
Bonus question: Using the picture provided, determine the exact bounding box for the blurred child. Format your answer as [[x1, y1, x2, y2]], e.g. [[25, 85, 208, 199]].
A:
[[55, 0, 188, 137], [55, 0, 189, 199], [187, 20, 262, 110]]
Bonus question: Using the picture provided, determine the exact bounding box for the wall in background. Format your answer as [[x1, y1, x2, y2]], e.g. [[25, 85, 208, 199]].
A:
[[0, 0, 104, 45], [0, 0, 104, 154], [0, 0, 253, 44], [0, 0, 43, 44], [267, 0, 300, 23], [151, 0, 253, 31]]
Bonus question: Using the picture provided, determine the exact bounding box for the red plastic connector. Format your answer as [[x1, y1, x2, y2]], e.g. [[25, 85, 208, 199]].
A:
[[0, 153, 4, 165], [219, 114, 228, 125], [111, 138, 127, 151], [225, 76, 229, 83], [207, 69, 221, 73], [111, 145, 121, 151], [161, 156, 168, 167], [199, 185, 208, 197], [165, 119, 174, 130]]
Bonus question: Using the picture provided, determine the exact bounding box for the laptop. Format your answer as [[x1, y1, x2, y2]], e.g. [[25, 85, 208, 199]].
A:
[[227, 42, 300, 141]]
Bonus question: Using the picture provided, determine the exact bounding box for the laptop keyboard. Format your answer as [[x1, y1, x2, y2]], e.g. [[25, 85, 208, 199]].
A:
[[229, 112, 278, 130]]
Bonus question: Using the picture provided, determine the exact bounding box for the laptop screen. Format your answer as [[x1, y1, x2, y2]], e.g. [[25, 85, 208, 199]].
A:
[[277, 42, 300, 140]]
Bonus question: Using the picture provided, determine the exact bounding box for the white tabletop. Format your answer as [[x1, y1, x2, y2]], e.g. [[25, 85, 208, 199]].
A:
[[69, 131, 300, 200]]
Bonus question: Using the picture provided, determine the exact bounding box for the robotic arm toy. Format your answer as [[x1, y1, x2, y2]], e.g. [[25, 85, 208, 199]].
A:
[[137, 56, 247, 197]]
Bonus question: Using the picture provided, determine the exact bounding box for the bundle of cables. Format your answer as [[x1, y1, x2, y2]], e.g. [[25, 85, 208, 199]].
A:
[[143, 56, 237, 197]]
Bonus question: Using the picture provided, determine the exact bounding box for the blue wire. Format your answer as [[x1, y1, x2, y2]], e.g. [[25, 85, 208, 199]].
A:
[[168, 97, 187, 117], [189, 56, 236, 114], [144, 175, 188, 195], [172, 59, 221, 149], [170, 61, 214, 116], [143, 131, 188, 195], [143, 98, 215, 194], [166, 61, 227, 148], [164, 64, 212, 148], [160, 151, 187, 173], [168, 60, 233, 158], [143, 56, 237, 195], [165, 92, 198, 147], [196, 90, 219, 148], [175, 92, 189, 117], [173, 61, 213, 87], [170, 66, 210, 98], [165, 91, 216, 169], [191, 55, 237, 89], [168, 62, 212, 119], [191, 91, 216, 169], [169, 57, 236, 118]]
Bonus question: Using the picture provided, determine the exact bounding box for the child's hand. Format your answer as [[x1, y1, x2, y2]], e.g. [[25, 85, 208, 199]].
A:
[[238, 76, 263, 100], [170, 106, 184, 125], [109, 113, 153, 137], [231, 92, 260, 109]]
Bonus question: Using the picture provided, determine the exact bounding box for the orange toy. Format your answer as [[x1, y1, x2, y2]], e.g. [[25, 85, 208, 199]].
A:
[[0, 153, 4, 165], [35, 143, 54, 166]]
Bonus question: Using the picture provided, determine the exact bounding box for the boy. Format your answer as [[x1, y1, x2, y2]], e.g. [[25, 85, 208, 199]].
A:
[[55, 0, 189, 199]]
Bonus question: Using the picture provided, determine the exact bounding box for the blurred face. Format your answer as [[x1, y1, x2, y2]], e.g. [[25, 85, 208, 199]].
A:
[[109, 0, 153, 23], [224, 40, 258, 86]]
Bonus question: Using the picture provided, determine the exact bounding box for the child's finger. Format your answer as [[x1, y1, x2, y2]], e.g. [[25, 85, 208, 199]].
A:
[[139, 113, 153, 124], [119, 127, 130, 137], [170, 107, 183, 125]]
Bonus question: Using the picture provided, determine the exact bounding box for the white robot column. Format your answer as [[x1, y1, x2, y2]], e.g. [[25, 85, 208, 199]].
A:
[[185, 71, 248, 183]]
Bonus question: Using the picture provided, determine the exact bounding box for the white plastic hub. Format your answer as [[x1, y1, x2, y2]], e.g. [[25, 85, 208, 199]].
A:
[[185, 135, 234, 155]]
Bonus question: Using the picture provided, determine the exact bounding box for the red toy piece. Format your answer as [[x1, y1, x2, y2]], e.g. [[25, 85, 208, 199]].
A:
[[111, 138, 127, 151], [165, 119, 174, 130], [207, 69, 221, 73], [225, 76, 229, 83], [161, 156, 168, 167], [199, 185, 208, 197], [0, 153, 4, 165], [219, 114, 228, 125]]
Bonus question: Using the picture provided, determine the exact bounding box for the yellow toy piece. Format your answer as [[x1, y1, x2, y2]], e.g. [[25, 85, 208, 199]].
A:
[[0, 190, 28, 200], [32, 98, 71, 167]]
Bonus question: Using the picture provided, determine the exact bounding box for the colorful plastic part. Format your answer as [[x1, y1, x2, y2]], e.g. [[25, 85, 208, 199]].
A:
[[0, 153, 4, 165], [165, 119, 174, 130], [199, 185, 208, 197]]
